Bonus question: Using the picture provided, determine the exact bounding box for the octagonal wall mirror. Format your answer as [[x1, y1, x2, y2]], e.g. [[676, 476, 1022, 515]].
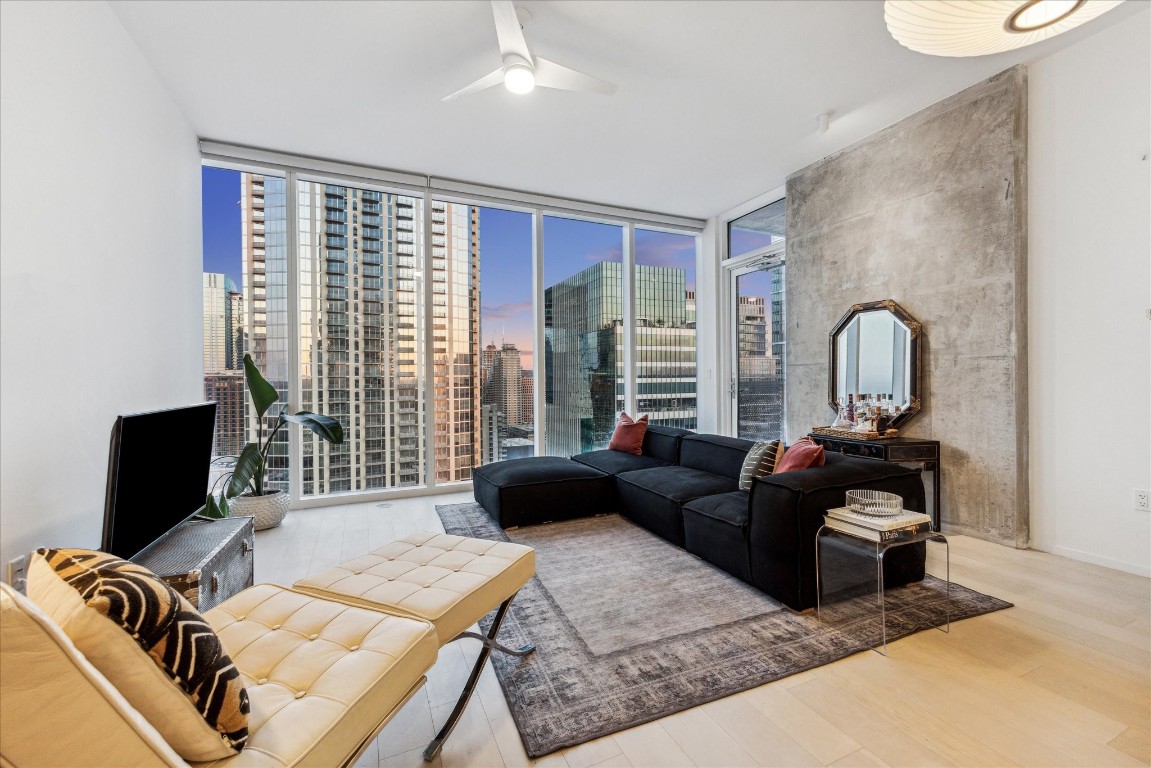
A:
[[829, 299, 923, 430]]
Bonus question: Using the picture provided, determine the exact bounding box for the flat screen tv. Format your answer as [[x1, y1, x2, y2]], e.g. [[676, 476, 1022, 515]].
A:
[[101, 402, 218, 560]]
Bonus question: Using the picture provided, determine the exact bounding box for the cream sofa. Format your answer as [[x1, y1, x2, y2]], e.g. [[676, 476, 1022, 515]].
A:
[[0, 532, 535, 768]]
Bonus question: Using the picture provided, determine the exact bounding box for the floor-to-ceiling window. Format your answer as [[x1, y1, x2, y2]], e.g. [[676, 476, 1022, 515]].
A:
[[542, 216, 625, 456], [634, 228, 698, 431], [477, 208, 535, 463], [201, 152, 701, 499]]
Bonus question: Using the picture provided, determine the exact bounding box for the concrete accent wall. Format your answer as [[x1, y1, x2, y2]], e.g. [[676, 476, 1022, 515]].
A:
[[785, 68, 1028, 546]]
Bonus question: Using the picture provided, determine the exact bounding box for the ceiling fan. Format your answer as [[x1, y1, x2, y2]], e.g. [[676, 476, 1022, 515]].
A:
[[443, 0, 618, 101]]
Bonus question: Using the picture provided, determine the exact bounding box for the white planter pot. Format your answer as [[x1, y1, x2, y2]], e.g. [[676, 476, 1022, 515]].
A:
[[229, 490, 290, 531]]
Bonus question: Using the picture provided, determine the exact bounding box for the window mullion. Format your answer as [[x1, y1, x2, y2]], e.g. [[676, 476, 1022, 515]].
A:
[[422, 188, 436, 488], [532, 209, 545, 457], [622, 223, 636, 417], [286, 170, 302, 504]]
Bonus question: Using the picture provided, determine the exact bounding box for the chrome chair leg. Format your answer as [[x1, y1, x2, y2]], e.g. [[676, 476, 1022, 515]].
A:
[[423, 593, 535, 761]]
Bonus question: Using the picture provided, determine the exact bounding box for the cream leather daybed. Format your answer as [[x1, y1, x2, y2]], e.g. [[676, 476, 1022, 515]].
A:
[[0, 532, 534, 768]]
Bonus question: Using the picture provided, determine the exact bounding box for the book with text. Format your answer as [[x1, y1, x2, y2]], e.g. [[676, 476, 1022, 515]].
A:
[[826, 506, 932, 531], [823, 516, 933, 542]]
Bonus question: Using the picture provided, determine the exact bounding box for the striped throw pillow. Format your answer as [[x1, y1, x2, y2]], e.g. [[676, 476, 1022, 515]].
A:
[[738, 439, 784, 490], [27, 548, 249, 760]]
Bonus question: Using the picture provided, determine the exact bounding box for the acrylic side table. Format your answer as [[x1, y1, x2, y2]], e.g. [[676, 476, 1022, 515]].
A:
[[815, 523, 950, 655]]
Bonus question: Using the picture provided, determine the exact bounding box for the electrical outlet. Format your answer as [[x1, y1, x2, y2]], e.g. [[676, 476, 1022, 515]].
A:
[[1135, 489, 1150, 512], [7, 555, 26, 591]]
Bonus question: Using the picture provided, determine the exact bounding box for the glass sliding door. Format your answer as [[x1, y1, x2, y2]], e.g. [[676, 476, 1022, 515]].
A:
[[542, 216, 625, 456], [477, 208, 535, 463], [634, 228, 698, 431], [731, 261, 786, 441]]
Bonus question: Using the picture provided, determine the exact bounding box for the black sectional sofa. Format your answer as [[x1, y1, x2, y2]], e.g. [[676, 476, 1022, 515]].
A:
[[473, 425, 926, 611]]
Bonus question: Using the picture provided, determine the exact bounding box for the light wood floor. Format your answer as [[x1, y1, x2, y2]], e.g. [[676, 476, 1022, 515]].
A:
[[255, 492, 1151, 768]]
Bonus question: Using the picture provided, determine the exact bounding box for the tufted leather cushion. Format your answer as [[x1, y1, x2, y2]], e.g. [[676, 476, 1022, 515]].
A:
[[200, 584, 438, 767], [292, 532, 534, 645], [26, 549, 249, 761], [0, 582, 186, 767]]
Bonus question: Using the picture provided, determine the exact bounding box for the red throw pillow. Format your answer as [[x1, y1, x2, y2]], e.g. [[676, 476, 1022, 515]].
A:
[[774, 437, 826, 474], [608, 412, 648, 455]]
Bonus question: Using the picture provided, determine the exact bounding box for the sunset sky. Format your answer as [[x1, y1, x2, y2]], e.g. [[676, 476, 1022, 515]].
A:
[[203, 167, 701, 371]]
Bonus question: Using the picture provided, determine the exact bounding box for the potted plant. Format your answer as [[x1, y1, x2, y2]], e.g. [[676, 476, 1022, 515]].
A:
[[201, 354, 344, 529]]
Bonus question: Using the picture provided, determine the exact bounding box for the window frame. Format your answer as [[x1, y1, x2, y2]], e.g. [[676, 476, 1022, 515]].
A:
[[200, 146, 703, 506]]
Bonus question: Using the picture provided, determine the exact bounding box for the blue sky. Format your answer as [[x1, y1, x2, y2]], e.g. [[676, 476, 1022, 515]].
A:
[[202, 167, 700, 366]]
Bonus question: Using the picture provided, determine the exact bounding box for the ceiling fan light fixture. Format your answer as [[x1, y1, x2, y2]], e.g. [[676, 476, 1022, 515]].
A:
[[884, 0, 1124, 57], [503, 60, 535, 94]]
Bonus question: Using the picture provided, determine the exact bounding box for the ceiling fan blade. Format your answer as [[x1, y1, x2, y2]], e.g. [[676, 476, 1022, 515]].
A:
[[491, 0, 532, 63], [533, 57, 617, 96], [442, 66, 505, 101]]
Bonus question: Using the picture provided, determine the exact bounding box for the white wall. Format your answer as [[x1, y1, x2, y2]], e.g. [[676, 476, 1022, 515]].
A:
[[0, 1, 202, 573], [1028, 10, 1151, 575]]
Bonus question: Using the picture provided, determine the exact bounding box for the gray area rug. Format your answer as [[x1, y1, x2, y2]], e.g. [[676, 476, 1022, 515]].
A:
[[437, 502, 1012, 757]]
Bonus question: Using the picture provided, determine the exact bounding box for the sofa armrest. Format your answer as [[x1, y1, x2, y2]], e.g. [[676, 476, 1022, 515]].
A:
[[746, 455, 926, 611]]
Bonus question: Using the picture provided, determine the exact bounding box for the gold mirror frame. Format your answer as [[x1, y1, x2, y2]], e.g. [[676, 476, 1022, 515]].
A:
[[828, 299, 923, 430]]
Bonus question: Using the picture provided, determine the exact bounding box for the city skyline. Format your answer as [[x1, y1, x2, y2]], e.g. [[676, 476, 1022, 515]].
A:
[[203, 167, 698, 371]]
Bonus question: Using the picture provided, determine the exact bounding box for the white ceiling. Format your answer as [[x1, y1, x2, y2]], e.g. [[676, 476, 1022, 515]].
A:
[[110, 0, 1145, 219]]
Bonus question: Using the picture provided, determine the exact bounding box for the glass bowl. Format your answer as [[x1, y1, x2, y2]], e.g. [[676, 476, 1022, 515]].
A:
[[846, 489, 903, 517]]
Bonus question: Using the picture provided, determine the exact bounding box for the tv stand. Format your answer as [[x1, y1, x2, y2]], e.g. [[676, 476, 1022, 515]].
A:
[[133, 516, 254, 610]]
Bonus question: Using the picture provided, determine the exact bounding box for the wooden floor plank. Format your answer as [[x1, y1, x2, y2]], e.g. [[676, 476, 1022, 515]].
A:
[[701, 694, 821, 767], [253, 496, 1151, 768]]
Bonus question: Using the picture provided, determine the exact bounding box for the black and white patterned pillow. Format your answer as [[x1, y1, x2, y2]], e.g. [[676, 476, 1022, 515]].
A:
[[738, 440, 784, 490], [29, 548, 249, 760]]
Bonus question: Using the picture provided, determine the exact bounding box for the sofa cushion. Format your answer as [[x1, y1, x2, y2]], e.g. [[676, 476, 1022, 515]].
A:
[[738, 439, 784, 490], [615, 466, 739, 547], [775, 437, 826, 474], [27, 549, 249, 761], [572, 449, 669, 475], [682, 492, 752, 583], [473, 456, 613, 527], [678, 434, 756, 480], [682, 491, 750, 527], [617, 465, 740, 503], [205, 584, 439, 768], [608, 412, 648, 455], [642, 424, 693, 464]]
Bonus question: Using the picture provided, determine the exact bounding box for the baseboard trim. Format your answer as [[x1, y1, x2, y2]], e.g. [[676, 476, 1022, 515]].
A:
[[1049, 545, 1150, 578]]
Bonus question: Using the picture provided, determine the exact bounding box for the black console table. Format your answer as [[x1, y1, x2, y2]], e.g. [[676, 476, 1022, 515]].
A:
[[808, 434, 942, 530]]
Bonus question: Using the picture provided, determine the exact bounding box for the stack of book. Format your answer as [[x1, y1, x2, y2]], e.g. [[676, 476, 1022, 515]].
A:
[[824, 506, 933, 542]]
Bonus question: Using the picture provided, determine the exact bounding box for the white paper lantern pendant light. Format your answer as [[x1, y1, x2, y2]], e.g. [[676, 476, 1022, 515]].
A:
[[884, 0, 1125, 57]]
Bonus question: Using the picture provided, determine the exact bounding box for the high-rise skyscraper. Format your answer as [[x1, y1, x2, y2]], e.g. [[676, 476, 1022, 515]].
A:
[[545, 262, 696, 456], [240, 174, 480, 495], [479, 341, 533, 462], [203, 273, 238, 374], [203, 273, 246, 461], [735, 285, 784, 438]]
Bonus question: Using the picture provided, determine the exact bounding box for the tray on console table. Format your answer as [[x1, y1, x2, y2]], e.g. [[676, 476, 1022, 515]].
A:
[[134, 516, 254, 611], [808, 433, 942, 531]]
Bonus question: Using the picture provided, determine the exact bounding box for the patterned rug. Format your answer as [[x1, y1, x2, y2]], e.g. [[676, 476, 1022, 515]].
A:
[[437, 502, 1011, 757]]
